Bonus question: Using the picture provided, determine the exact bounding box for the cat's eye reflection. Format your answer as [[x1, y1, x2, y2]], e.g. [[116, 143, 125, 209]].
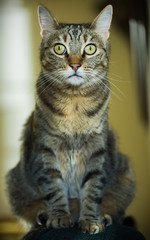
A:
[[54, 44, 67, 55], [84, 44, 97, 55]]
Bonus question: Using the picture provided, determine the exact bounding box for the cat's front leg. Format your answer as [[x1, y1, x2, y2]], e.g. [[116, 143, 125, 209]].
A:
[[79, 150, 112, 234], [35, 150, 73, 228]]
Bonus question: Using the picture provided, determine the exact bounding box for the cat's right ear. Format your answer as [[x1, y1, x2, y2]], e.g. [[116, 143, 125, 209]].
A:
[[91, 5, 113, 40], [38, 4, 58, 37]]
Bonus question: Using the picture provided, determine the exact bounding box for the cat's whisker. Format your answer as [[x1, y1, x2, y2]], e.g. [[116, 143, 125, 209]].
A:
[[38, 78, 57, 97], [37, 78, 50, 89], [108, 60, 118, 64], [108, 78, 126, 83], [38, 84, 51, 97], [108, 75, 129, 83], [91, 75, 110, 94], [93, 74, 123, 101], [102, 81, 123, 101], [109, 81, 126, 99], [103, 76, 127, 99], [109, 72, 123, 80], [37, 80, 54, 91], [108, 76, 123, 82]]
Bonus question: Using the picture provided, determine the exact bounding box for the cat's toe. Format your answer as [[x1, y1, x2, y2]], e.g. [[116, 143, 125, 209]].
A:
[[46, 215, 73, 228], [79, 220, 105, 234]]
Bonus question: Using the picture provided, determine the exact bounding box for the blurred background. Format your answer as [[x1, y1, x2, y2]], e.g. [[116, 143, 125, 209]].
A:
[[0, 0, 149, 239]]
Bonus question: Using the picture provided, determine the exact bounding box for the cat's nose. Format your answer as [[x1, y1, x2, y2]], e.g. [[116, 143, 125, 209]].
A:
[[70, 63, 81, 71]]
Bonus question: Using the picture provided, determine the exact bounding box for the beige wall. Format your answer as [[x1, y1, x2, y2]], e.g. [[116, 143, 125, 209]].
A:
[[0, 0, 149, 238], [109, 26, 150, 237]]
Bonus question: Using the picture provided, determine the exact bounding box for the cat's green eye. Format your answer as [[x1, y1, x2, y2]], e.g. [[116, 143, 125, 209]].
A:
[[84, 44, 97, 55], [54, 44, 67, 55]]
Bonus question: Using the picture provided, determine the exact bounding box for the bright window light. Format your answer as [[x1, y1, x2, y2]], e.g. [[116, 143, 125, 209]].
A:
[[0, 0, 34, 217]]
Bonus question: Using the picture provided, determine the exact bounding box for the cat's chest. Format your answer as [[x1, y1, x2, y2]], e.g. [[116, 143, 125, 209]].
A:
[[58, 148, 88, 199], [53, 97, 103, 135], [65, 152, 80, 198]]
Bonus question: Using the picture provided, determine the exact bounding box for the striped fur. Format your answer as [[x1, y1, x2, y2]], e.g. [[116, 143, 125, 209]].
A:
[[6, 5, 135, 234]]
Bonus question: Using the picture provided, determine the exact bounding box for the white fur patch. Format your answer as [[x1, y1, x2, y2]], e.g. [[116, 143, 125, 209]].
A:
[[67, 75, 85, 86], [63, 67, 85, 86], [64, 151, 80, 199]]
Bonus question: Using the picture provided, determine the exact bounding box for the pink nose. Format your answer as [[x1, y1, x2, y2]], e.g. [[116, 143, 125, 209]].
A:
[[70, 63, 81, 71]]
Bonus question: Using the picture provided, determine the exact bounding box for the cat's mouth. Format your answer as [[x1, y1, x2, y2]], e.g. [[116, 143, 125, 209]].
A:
[[68, 73, 83, 79], [67, 73, 84, 86]]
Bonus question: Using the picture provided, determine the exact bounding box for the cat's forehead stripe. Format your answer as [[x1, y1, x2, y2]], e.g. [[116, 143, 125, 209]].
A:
[[67, 25, 83, 41], [60, 25, 95, 44], [55, 36, 61, 42], [63, 34, 67, 42], [83, 34, 88, 43]]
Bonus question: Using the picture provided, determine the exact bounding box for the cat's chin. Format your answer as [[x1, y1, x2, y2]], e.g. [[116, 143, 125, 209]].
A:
[[66, 75, 85, 86]]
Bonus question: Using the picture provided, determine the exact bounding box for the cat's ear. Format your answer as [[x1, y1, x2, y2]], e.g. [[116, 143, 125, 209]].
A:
[[91, 5, 113, 40], [38, 4, 58, 37]]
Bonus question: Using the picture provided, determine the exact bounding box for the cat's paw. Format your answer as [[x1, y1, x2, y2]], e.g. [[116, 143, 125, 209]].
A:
[[79, 220, 105, 234], [46, 215, 73, 229], [102, 214, 112, 226]]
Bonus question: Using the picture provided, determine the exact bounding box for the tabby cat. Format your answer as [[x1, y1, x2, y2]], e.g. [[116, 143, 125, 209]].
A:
[[6, 4, 135, 234]]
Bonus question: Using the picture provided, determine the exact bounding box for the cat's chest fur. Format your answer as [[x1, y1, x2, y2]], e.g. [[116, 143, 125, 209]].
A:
[[44, 93, 109, 135], [58, 146, 88, 199], [63, 150, 81, 199], [58, 97, 93, 134], [54, 130, 104, 199]]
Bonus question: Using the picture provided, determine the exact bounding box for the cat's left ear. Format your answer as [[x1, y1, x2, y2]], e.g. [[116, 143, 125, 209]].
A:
[[91, 5, 113, 40], [38, 4, 58, 37]]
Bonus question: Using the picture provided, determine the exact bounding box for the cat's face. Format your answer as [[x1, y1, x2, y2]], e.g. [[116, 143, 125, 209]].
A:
[[38, 5, 112, 88]]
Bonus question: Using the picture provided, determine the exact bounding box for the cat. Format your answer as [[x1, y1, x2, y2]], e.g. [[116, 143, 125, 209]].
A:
[[6, 4, 135, 234]]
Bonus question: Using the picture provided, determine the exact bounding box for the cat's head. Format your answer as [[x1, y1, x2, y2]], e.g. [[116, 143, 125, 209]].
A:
[[38, 5, 113, 88]]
